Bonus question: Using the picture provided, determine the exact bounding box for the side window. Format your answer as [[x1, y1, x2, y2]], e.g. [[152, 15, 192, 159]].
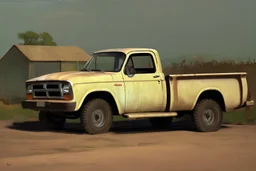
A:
[[126, 53, 156, 74]]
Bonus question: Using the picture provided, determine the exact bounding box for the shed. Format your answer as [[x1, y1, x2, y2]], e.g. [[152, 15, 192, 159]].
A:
[[0, 45, 91, 104]]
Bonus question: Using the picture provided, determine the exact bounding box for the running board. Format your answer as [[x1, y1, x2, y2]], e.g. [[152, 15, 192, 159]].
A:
[[122, 112, 178, 119]]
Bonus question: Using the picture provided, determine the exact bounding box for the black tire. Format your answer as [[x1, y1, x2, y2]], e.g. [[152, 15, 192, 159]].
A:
[[192, 99, 223, 132], [80, 98, 113, 134], [39, 111, 66, 130], [149, 117, 173, 130]]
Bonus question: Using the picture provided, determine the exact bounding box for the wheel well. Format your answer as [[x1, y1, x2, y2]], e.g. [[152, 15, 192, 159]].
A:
[[197, 90, 226, 112], [81, 91, 119, 115]]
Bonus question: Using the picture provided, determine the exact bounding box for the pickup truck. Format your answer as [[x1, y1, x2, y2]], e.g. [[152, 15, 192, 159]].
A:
[[21, 48, 255, 134]]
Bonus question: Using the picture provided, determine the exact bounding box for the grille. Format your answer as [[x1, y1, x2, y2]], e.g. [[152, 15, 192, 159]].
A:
[[31, 82, 66, 99]]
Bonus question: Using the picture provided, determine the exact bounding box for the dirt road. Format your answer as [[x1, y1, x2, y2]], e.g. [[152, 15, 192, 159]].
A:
[[0, 119, 256, 171]]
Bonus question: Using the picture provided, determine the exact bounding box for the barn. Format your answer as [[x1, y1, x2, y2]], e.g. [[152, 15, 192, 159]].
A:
[[0, 45, 91, 104]]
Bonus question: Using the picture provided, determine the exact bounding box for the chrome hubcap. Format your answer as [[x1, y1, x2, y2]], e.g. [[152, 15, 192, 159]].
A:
[[203, 109, 215, 125], [91, 109, 105, 127]]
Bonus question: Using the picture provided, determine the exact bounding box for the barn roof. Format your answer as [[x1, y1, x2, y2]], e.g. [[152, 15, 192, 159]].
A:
[[7, 45, 91, 62]]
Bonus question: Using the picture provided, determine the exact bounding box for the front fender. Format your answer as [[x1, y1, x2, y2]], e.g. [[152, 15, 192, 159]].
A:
[[73, 84, 124, 114]]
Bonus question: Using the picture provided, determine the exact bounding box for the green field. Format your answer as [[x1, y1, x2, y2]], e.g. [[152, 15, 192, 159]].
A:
[[0, 102, 255, 124], [0, 104, 37, 121]]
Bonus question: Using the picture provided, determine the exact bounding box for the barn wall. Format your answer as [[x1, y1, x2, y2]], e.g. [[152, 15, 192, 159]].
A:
[[29, 62, 61, 79], [61, 61, 87, 71], [0, 47, 29, 104], [61, 62, 77, 71]]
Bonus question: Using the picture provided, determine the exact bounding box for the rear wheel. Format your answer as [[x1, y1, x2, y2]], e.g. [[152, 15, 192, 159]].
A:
[[149, 117, 173, 130], [192, 99, 223, 132], [80, 98, 113, 134], [39, 111, 66, 130]]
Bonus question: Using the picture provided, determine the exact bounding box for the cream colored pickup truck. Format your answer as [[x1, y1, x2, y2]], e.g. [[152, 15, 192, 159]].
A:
[[22, 48, 255, 134]]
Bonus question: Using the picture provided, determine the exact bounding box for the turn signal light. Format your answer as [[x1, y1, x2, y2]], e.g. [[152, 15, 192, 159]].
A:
[[27, 93, 33, 100], [64, 94, 71, 100]]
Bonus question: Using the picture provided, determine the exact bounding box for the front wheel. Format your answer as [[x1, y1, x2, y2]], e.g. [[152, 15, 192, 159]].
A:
[[80, 98, 113, 134], [192, 99, 223, 132]]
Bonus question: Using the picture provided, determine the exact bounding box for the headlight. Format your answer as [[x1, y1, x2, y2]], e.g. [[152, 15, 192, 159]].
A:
[[27, 84, 33, 94], [62, 83, 73, 100], [26, 84, 33, 100], [63, 84, 71, 94]]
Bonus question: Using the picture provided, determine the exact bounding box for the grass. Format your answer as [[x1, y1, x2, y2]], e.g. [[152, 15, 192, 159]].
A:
[[223, 108, 256, 124], [0, 103, 38, 121], [0, 102, 255, 124]]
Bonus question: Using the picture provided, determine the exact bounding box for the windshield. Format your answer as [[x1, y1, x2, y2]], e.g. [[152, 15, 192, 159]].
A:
[[81, 52, 126, 72]]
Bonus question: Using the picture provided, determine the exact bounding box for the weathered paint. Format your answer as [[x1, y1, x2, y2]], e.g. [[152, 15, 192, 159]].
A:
[[72, 72, 125, 113], [121, 50, 167, 113], [24, 48, 252, 115], [26, 71, 126, 113], [168, 73, 249, 112]]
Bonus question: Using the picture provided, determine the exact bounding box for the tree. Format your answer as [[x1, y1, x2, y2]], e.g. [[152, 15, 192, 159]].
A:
[[17, 31, 57, 46]]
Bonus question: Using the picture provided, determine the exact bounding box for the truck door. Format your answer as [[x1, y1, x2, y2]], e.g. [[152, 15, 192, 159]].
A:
[[122, 52, 165, 113]]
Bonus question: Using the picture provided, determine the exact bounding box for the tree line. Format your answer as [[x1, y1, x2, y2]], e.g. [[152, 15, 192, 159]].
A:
[[17, 31, 57, 46]]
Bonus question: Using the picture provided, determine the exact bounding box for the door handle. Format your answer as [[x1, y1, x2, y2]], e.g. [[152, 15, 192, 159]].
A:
[[153, 75, 160, 78]]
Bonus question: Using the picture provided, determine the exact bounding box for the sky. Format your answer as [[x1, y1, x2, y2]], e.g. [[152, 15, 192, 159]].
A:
[[0, 0, 255, 66]]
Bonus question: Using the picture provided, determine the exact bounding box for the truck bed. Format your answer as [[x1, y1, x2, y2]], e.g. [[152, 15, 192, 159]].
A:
[[166, 72, 248, 112]]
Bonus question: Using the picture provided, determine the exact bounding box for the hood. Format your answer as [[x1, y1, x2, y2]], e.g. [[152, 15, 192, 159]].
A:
[[26, 71, 114, 84]]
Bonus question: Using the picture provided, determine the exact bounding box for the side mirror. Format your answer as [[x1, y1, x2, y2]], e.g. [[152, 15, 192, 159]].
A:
[[125, 66, 136, 77], [128, 67, 136, 77]]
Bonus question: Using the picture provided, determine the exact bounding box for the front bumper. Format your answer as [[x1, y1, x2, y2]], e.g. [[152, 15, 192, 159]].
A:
[[21, 100, 76, 112]]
